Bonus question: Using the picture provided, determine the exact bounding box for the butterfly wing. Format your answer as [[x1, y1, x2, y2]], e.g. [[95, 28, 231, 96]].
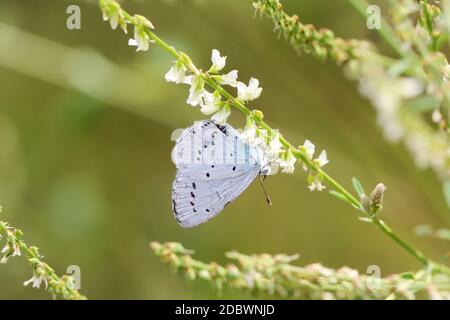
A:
[[172, 168, 260, 228], [171, 120, 262, 228]]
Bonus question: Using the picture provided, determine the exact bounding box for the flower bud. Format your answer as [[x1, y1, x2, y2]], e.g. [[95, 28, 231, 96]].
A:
[[370, 183, 386, 212]]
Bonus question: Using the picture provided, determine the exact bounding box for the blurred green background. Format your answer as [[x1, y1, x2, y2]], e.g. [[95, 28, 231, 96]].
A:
[[0, 0, 448, 299]]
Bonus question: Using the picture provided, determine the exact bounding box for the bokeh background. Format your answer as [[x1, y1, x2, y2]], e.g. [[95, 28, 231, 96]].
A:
[[0, 0, 448, 299]]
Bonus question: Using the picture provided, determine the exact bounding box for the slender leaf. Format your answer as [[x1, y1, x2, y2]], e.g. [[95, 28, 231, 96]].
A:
[[352, 177, 365, 197]]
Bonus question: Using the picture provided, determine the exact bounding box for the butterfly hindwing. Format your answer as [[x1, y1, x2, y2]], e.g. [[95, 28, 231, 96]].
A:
[[172, 169, 260, 228], [171, 120, 262, 228]]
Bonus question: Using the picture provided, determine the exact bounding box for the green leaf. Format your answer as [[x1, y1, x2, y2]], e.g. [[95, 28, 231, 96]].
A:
[[352, 177, 365, 197], [400, 272, 415, 280], [387, 58, 414, 77], [443, 180, 450, 209], [404, 95, 440, 113], [329, 190, 351, 204]]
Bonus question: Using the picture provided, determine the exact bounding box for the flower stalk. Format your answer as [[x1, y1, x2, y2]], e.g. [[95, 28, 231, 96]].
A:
[[0, 212, 86, 300], [151, 242, 450, 300], [99, 0, 450, 275]]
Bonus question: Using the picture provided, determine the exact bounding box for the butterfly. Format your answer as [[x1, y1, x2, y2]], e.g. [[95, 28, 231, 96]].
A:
[[171, 120, 268, 228]]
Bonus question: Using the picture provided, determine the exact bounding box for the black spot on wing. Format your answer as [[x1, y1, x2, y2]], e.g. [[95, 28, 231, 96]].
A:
[[213, 123, 228, 135]]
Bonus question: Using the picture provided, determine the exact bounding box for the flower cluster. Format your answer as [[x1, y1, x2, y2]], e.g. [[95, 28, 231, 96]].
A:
[[0, 209, 86, 300], [252, 0, 371, 64], [100, 0, 332, 191], [253, 0, 450, 184], [100, 0, 155, 52], [0, 222, 21, 264], [164, 48, 329, 188], [165, 48, 255, 125], [240, 117, 329, 189], [151, 241, 450, 300]]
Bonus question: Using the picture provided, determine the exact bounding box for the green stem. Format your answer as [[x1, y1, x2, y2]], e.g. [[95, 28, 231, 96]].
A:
[[148, 29, 440, 269], [346, 0, 406, 58], [0, 221, 86, 300], [421, 0, 439, 51], [101, 0, 450, 274]]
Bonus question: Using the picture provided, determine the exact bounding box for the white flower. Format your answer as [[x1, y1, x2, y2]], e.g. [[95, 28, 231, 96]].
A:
[[237, 78, 263, 101], [278, 150, 296, 174], [308, 176, 326, 191], [165, 60, 187, 84], [12, 241, 21, 257], [23, 274, 48, 289], [398, 77, 423, 98], [211, 104, 231, 124], [240, 126, 257, 144], [315, 150, 329, 167], [128, 35, 149, 52], [103, 11, 119, 30], [218, 70, 238, 87], [432, 109, 442, 123], [266, 133, 283, 160], [187, 75, 205, 106], [200, 91, 221, 115], [183, 75, 193, 85], [128, 24, 154, 52], [300, 140, 316, 171], [209, 49, 227, 73], [302, 140, 315, 159]]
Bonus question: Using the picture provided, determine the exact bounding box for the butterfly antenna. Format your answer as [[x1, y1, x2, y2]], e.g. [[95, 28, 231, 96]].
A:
[[258, 175, 272, 206]]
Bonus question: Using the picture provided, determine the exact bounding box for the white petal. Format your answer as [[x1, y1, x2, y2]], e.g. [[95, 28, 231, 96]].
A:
[[128, 38, 138, 46], [249, 77, 260, 90], [237, 81, 247, 100], [210, 49, 226, 72], [109, 16, 119, 30], [165, 62, 186, 84], [432, 109, 442, 123], [399, 78, 423, 98], [200, 92, 221, 115], [303, 140, 315, 159], [219, 70, 238, 87], [187, 75, 205, 106], [317, 150, 329, 167], [211, 105, 231, 124], [183, 75, 193, 85]]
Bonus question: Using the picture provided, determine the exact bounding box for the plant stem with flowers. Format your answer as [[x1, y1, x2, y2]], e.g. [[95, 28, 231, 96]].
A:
[[99, 0, 450, 277], [0, 207, 86, 300], [253, 0, 450, 189], [151, 242, 450, 300]]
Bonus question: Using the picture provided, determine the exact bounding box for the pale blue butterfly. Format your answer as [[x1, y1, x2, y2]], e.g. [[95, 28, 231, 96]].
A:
[[171, 120, 268, 228]]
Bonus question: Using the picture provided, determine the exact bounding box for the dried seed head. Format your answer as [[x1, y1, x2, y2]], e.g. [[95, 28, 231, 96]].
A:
[[370, 183, 386, 212]]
